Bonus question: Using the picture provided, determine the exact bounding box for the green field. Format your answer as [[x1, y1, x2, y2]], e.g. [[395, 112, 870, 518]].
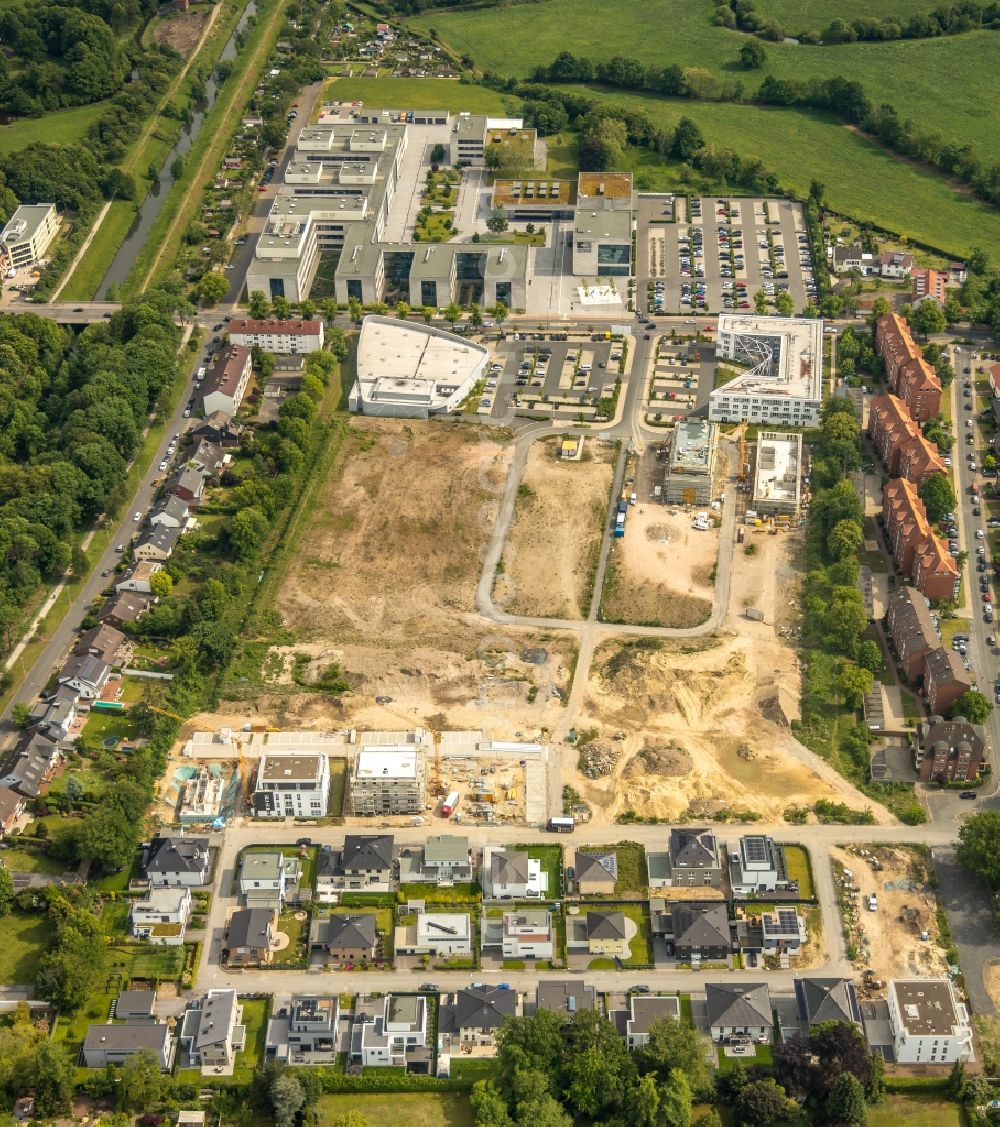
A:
[[0, 912, 50, 984], [318, 1093, 473, 1127], [0, 845, 68, 876], [753, 0, 932, 29], [324, 76, 514, 115], [0, 103, 106, 154], [577, 90, 1000, 259], [867, 1094, 963, 1127], [412, 0, 1000, 171]]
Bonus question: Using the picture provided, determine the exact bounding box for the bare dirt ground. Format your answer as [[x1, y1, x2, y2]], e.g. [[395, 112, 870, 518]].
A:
[[601, 507, 718, 627], [567, 632, 871, 824], [494, 437, 614, 619], [985, 964, 1000, 1011], [833, 844, 949, 982], [149, 8, 211, 56], [220, 419, 577, 737]]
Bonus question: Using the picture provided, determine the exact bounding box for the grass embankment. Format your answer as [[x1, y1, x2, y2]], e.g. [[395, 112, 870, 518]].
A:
[[322, 76, 513, 115], [59, 0, 248, 301], [125, 0, 292, 293]]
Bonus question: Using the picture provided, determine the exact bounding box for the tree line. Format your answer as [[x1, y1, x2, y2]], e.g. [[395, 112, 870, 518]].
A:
[[526, 51, 1000, 208]]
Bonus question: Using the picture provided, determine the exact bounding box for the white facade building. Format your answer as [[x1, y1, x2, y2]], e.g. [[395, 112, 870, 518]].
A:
[[252, 753, 331, 818], [348, 316, 488, 419], [227, 319, 324, 354], [887, 979, 973, 1064], [709, 315, 824, 428], [349, 741, 426, 816], [130, 887, 192, 945], [1, 204, 59, 268]]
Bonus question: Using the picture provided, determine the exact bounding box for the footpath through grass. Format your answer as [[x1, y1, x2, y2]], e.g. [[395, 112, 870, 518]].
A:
[[126, 0, 291, 292]]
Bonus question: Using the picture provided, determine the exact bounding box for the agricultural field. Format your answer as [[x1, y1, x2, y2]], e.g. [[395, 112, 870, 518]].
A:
[[580, 91, 1000, 260], [752, 0, 932, 29], [323, 76, 514, 115], [494, 437, 615, 620]]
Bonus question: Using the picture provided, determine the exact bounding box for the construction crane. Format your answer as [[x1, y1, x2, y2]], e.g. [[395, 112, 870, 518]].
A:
[[147, 705, 187, 723]]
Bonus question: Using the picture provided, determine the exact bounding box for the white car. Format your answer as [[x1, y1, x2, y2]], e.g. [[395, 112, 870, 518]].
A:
[[159, 460, 168, 471], [133, 511, 142, 522], [977, 530, 986, 539]]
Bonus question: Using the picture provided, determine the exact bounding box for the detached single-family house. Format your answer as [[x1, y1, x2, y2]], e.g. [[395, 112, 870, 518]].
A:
[[82, 1023, 175, 1069], [130, 887, 192, 945], [144, 835, 211, 887], [728, 835, 792, 896], [98, 592, 150, 629], [395, 912, 472, 958], [188, 440, 225, 475], [706, 983, 773, 1043], [316, 835, 395, 899], [397, 834, 473, 884], [225, 907, 275, 966], [652, 828, 723, 889], [499, 910, 554, 959], [832, 243, 865, 274], [179, 990, 246, 1071], [667, 902, 733, 962], [114, 989, 156, 1023], [0, 785, 26, 836], [574, 850, 618, 895], [612, 994, 681, 1050], [309, 913, 378, 961], [2, 732, 63, 798], [795, 978, 862, 1033], [534, 980, 596, 1019], [238, 850, 296, 909], [350, 994, 431, 1071], [586, 909, 630, 958], [192, 413, 244, 447], [57, 653, 112, 699], [439, 987, 518, 1052], [150, 495, 191, 530], [32, 696, 76, 739], [115, 560, 163, 595], [167, 466, 207, 506], [74, 624, 130, 667], [266, 995, 339, 1066], [484, 845, 546, 900], [134, 524, 183, 563]]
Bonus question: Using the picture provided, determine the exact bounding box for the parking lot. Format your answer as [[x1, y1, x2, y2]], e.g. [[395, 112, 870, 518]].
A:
[[639, 196, 817, 318], [476, 335, 621, 419], [645, 337, 714, 423]]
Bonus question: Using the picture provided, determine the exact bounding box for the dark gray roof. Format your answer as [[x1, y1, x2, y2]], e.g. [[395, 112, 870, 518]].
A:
[[795, 978, 861, 1026], [0, 785, 23, 821], [145, 835, 209, 876], [491, 849, 530, 884], [74, 624, 127, 663], [83, 1023, 170, 1053], [312, 913, 377, 950], [226, 908, 273, 949], [342, 834, 394, 872], [154, 495, 190, 522], [116, 989, 156, 1017], [574, 851, 617, 884], [670, 902, 732, 948], [706, 983, 772, 1029], [192, 990, 239, 1047], [99, 592, 150, 624], [587, 909, 627, 941], [669, 828, 719, 869], [535, 980, 595, 1017], [439, 987, 517, 1033], [169, 465, 206, 496], [138, 524, 182, 556]]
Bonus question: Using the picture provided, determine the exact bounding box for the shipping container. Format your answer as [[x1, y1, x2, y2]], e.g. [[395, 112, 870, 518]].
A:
[[548, 816, 575, 833], [441, 791, 460, 816]]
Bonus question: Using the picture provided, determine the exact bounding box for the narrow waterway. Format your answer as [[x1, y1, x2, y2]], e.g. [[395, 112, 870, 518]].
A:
[[98, 0, 259, 295]]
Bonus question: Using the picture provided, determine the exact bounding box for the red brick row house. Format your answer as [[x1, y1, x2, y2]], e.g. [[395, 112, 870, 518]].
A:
[[882, 479, 959, 602], [868, 395, 945, 485], [874, 314, 942, 422]]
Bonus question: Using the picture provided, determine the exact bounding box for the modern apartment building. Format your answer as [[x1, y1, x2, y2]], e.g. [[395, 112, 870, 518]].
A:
[[252, 753, 331, 818], [0, 204, 59, 268]]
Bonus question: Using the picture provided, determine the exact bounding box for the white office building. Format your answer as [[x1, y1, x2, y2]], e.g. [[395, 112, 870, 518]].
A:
[[752, 431, 803, 517], [708, 315, 824, 428], [252, 753, 331, 818], [348, 316, 487, 419], [245, 213, 319, 303], [1, 204, 59, 268]]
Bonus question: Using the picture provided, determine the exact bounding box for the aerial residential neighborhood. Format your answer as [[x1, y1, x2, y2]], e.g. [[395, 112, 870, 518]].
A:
[[0, 1, 998, 1126]]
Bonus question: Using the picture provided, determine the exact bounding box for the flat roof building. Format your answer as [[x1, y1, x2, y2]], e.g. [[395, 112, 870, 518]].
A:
[[252, 752, 331, 818], [888, 978, 973, 1064], [752, 431, 803, 517], [227, 319, 324, 354], [572, 202, 632, 278], [348, 316, 488, 419], [246, 213, 319, 303], [1, 204, 59, 268], [709, 315, 824, 428], [350, 744, 426, 816], [664, 418, 717, 504]]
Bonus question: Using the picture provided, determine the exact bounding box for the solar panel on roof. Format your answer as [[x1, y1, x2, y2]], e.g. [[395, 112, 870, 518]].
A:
[[743, 836, 768, 861]]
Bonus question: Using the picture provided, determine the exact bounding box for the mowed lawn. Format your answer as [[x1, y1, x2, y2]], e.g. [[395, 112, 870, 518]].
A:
[[317, 1093, 473, 1127], [753, 0, 932, 29], [866, 1094, 963, 1127], [323, 76, 514, 115], [0, 102, 105, 153], [410, 0, 1000, 164], [0, 912, 50, 984], [578, 90, 1000, 259]]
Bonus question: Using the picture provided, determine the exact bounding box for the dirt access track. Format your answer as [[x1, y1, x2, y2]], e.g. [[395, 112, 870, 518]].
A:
[[269, 418, 576, 734], [493, 437, 615, 620]]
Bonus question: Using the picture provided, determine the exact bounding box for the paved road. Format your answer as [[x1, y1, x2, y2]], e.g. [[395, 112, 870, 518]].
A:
[[0, 329, 218, 742], [933, 849, 997, 1014]]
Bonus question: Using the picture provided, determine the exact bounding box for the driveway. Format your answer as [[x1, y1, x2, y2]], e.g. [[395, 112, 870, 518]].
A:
[[932, 848, 997, 1015]]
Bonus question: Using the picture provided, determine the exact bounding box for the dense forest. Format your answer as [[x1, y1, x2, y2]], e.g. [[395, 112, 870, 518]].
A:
[[0, 294, 181, 653], [0, 0, 159, 114]]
